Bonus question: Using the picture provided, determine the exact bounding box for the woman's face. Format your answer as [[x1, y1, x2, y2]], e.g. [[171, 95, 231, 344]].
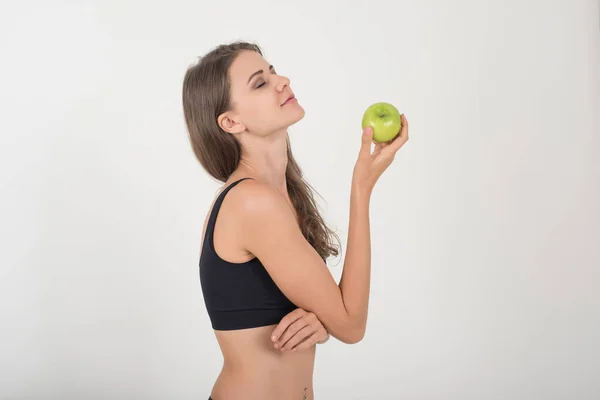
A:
[[218, 50, 305, 138]]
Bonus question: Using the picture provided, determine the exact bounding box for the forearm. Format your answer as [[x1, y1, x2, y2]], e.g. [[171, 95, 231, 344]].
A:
[[338, 182, 372, 342]]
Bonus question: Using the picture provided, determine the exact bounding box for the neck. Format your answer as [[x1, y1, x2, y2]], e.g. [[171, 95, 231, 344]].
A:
[[237, 130, 289, 194]]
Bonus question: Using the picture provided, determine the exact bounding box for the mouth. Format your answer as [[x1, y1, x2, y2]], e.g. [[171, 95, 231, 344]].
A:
[[281, 94, 296, 106]]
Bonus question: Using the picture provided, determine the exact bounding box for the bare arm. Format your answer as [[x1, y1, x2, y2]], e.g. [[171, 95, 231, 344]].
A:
[[241, 115, 409, 344], [336, 183, 372, 340], [241, 184, 362, 343]]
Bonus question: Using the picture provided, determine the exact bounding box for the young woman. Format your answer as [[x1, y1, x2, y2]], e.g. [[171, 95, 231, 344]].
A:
[[182, 41, 409, 400]]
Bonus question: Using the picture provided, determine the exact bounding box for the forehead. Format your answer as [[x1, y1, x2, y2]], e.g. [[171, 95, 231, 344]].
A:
[[229, 50, 269, 87]]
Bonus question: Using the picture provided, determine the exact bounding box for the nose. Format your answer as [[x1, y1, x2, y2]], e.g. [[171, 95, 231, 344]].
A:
[[276, 74, 290, 91]]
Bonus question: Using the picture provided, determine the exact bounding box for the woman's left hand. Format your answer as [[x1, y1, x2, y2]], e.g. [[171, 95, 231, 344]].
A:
[[270, 308, 330, 352]]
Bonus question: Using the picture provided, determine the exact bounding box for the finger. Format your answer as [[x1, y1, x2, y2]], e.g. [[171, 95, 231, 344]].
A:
[[359, 126, 373, 158], [292, 332, 320, 352], [277, 318, 310, 349], [382, 114, 409, 156], [271, 308, 304, 342], [316, 329, 330, 344], [281, 325, 313, 351], [372, 142, 385, 158], [395, 114, 409, 143]]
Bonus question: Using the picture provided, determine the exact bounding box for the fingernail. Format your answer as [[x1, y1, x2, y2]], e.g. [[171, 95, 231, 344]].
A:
[[271, 335, 276, 341], [274, 343, 279, 348]]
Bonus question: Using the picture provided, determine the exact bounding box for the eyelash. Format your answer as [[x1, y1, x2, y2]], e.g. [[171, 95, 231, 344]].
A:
[[256, 70, 277, 89]]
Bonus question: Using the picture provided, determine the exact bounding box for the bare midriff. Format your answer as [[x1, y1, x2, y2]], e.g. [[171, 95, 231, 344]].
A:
[[210, 324, 316, 400]]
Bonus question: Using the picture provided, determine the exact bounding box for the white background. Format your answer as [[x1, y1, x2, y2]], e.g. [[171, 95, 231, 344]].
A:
[[1, 1, 599, 399]]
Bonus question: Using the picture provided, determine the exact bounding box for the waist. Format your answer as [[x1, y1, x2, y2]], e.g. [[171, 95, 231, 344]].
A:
[[215, 351, 316, 400], [223, 342, 316, 371], [212, 325, 316, 399]]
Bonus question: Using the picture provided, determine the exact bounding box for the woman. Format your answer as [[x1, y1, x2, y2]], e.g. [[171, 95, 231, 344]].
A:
[[182, 41, 409, 400]]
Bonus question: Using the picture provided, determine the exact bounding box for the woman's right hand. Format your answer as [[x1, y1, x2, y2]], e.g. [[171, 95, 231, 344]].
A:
[[352, 113, 409, 193]]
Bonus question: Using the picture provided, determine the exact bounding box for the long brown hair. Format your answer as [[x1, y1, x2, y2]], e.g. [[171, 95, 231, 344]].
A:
[[182, 40, 340, 262]]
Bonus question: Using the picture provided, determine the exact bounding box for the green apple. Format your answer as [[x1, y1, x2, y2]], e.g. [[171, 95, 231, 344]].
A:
[[361, 102, 402, 143]]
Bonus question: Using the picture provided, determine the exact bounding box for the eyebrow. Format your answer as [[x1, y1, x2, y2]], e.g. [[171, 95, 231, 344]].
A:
[[247, 65, 275, 85]]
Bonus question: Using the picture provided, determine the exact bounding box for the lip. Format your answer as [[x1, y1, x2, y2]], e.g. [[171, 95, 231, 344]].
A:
[[281, 94, 295, 106]]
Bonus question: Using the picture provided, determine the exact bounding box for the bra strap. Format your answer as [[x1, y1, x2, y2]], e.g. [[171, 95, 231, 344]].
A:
[[206, 177, 254, 246]]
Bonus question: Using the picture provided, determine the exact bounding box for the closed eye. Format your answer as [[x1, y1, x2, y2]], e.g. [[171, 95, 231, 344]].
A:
[[255, 69, 277, 89]]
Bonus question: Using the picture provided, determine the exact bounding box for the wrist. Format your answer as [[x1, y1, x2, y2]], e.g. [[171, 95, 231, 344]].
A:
[[351, 181, 372, 201]]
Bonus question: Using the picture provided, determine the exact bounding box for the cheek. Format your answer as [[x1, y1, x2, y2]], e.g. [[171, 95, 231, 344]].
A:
[[245, 99, 265, 117], [242, 99, 280, 131]]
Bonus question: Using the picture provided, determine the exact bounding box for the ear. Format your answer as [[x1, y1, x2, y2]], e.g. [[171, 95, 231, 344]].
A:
[[217, 112, 246, 135]]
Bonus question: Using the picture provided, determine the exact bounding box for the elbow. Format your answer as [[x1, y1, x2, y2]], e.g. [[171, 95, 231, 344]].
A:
[[348, 328, 366, 344], [328, 313, 367, 344], [342, 334, 363, 344], [338, 324, 366, 344]]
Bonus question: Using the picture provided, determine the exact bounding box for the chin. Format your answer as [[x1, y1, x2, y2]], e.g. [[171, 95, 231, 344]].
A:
[[287, 106, 305, 125], [272, 105, 305, 134]]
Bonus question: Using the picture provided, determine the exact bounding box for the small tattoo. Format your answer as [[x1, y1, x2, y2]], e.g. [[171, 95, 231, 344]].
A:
[[303, 387, 307, 400]]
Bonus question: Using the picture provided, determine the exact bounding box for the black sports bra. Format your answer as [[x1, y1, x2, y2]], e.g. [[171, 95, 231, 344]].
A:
[[199, 177, 296, 330]]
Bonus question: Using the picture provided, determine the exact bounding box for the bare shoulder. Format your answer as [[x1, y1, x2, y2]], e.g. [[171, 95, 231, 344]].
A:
[[224, 178, 304, 257], [229, 178, 283, 204], [226, 179, 294, 221]]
